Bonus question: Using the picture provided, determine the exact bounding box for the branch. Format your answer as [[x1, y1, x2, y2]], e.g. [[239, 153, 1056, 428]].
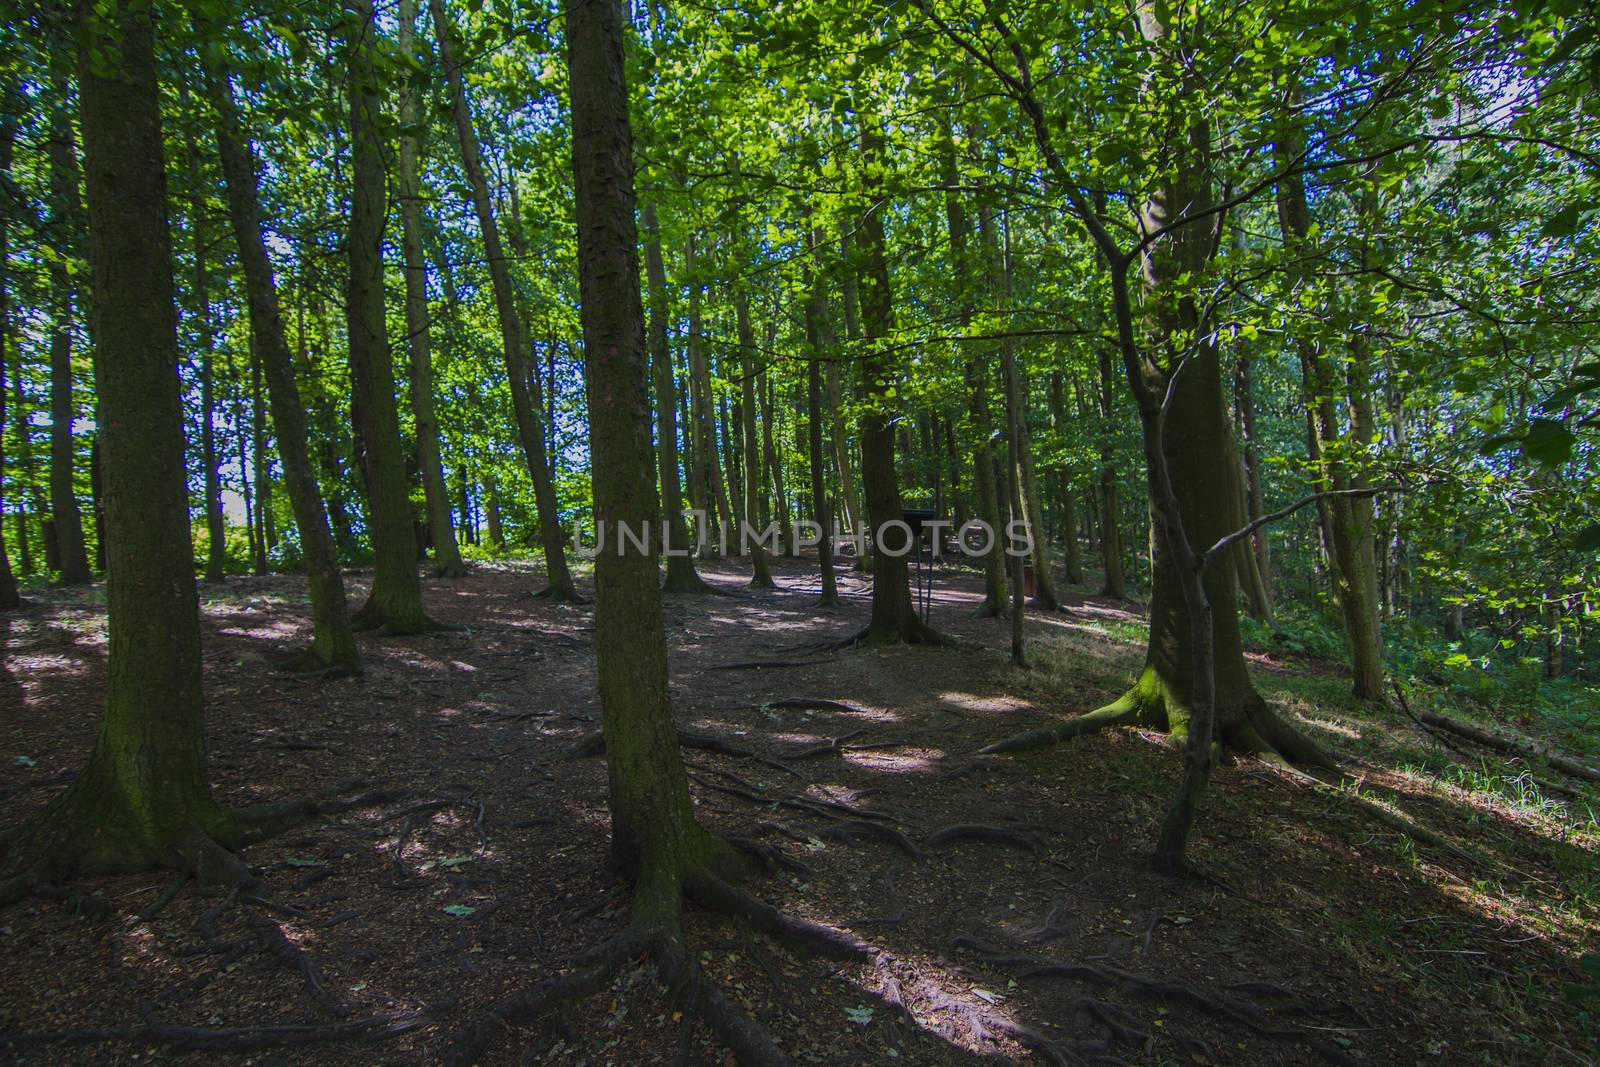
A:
[[1201, 486, 1397, 572]]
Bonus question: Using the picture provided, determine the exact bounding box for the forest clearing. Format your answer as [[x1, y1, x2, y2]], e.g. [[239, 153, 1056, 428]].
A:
[[1, 0, 1598, 1064]]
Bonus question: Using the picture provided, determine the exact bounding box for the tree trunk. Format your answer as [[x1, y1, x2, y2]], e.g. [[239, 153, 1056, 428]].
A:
[[1050, 373, 1084, 586], [982, 209, 1058, 612], [0, 93, 20, 608], [853, 122, 942, 646], [685, 277, 734, 549], [484, 471, 506, 550], [993, 215, 1028, 665], [804, 232, 840, 607], [642, 202, 715, 593], [760, 366, 791, 557], [1234, 355, 1270, 598], [835, 226, 869, 572], [12, 344, 35, 575], [431, 0, 576, 600], [344, 0, 433, 633], [736, 290, 774, 585], [564, 0, 735, 906], [249, 335, 270, 575], [1275, 128, 1383, 700], [2, 1, 240, 895], [1096, 345, 1127, 599], [682, 235, 710, 552], [46, 102, 92, 586], [199, 36, 361, 673], [183, 118, 228, 584], [397, 0, 466, 579]]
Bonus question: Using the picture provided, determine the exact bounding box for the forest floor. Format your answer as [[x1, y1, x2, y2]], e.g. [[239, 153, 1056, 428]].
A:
[[1, 553, 1597, 1066]]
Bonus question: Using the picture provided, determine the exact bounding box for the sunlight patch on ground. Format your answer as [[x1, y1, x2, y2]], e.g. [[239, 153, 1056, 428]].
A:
[[842, 747, 945, 775], [937, 691, 1034, 715]]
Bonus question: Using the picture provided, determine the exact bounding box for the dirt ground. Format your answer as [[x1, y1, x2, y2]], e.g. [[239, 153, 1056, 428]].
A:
[[1, 553, 1595, 1065]]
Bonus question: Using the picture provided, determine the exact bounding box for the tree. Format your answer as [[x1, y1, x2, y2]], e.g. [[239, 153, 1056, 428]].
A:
[[198, 21, 362, 676], [397, 0, 466, 579], [736, 288, 775, 586], [1, 0, 325, 902], [448, 5, 870, 1058], [0, 85, 20, 610], [343, 0, 439, 634], [849, 122, 945, 646], [44, 93, 91, 586], [642, 201, 717, 594], [430, 0, 578, 600]]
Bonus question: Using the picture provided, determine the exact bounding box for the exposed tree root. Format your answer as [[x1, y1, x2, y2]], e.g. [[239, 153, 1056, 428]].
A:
[[566, 728, 801, 777], [526, 582, 590, 605], [817, 819, 925, 858], [687, 768, 895, 824], [349, 599, 459, 635], [244, 912, 349, 1016], [782, 729, 867, 760], [0, 1007, 444, 1053], [819, 616, 955, 652], [431, 561, 471, 579], [926, 823, 1041, 853], [764, 696, 867, 714], [662, 570, 733, 596], [273, 647, 362, 679], [0, 781, 384, 912], [981, 669, 1338, 770], [949, 935, 1357, 1064], [711, 657, 837, 671], [446, 865, 871, 1067]]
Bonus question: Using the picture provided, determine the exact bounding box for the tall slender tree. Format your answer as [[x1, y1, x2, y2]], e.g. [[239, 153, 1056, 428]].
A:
[[397, 0, 466, 578], [344, 0, 438, 633], [199, 26, 362, 674], [431, 0, 579, 601], [45, 96, 91, 585], [642, 202, 716, 593]]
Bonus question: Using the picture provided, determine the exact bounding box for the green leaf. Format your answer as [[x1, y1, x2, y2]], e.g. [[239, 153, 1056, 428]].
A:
[[1576, 525, 1600, 552], [285, 855, 325, 867], [844, 1005, 873, 1025], [443, 904, 477, 918], [1542, 202, 1584, 239], [1522, 419, 1575, 468]]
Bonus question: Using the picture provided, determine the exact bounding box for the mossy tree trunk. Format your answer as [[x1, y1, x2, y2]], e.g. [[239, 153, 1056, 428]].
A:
[[642, 202, 716, 593], [199, 31, 362, 675], [397, 0, 466, 579], [432, 0, 576, 600], [343, 0, 434, 634], [4, 1, 258, 897], [979, 4, 1337, 844], [46, 100, 92, 587]]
